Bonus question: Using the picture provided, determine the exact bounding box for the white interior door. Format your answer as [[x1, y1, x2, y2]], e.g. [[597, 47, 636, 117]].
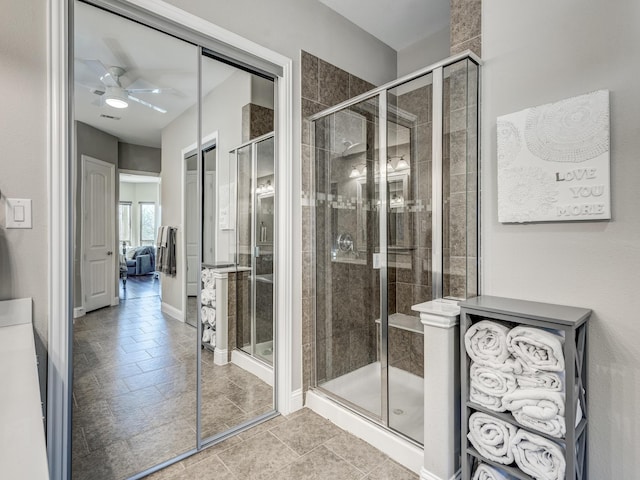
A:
[[82, 155, 115, 312], [186, 171, 198, 296]]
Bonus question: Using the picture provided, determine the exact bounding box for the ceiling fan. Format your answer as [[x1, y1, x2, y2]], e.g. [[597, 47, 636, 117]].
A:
[[76, 59, 172, 113]]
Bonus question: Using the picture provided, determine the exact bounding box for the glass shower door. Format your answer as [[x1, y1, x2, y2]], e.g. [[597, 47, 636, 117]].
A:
[[385, 73, 434, 444], [235, 135, 275, 364], [314, 96, 383, 420]]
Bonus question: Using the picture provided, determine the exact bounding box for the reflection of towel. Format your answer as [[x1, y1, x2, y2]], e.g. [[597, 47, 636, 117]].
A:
[[201, 268, 216, 289], [201, 306, 216, 328], [156, 226, 165, 246], [160, 227, 177, 276], [516, 372, 563, 391], [465, 321, 522, 373], [202, 326, 213, 343], [467, 412, 517, 465], [201, 287, 216, 307], [469, 363, 517, 412], [503, 389, 566, 438], [473, 464, 517, 480], [507, 326, 564, 372], [161, 225, 169, 246], [511, 430, 565, 480]]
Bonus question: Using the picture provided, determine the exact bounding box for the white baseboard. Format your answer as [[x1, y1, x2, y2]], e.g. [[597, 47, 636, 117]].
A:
[[161, 302, 183, 322], [214, 348, 229, 366], [73, 307, 85, 319], [231, 350, 273, 387], [289, 388, 304, 413], [306, 390, 423, 474], [111, 296, 119, 306], [420, 467, 461, 480]]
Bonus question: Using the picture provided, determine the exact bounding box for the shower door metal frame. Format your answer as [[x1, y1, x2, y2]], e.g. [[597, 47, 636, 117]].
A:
[[232, 132, 276, 363], [309, 51, 482, 444]]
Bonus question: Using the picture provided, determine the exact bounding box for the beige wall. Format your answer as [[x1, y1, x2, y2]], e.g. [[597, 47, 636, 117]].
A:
[[160, 70, 251, 314], [397, 26, 451, 76], [0, 0, 48, 397], [482, 1, 640, 476]]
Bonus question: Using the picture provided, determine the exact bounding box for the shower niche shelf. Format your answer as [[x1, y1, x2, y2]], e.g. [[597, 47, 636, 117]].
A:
[[374, 312, 423, 334], [459, 295, 590, 480]]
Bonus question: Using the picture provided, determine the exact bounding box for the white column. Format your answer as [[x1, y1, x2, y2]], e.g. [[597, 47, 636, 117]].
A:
[[412, 300, 461, 480], [213, 271, 229, 365]]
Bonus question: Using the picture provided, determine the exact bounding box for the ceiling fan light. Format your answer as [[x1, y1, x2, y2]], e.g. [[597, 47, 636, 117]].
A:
[[105, 86, 128, 109]]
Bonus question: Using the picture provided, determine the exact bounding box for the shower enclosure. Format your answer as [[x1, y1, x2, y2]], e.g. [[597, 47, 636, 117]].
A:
[[233, 133, 275, 366], [311, 53, 480, 445]]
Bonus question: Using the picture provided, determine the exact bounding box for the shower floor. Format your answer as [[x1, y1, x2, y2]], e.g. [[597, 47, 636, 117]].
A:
[[239, 340, 273, 365], [320, 361, 424, 443]]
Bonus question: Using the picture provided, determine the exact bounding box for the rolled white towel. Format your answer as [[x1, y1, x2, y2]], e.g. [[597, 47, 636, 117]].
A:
[[202, 326, 212, 343], [469, 363, 517, 412], [467, 412, 517, 465], [201, 306, 216, 328], [516, 371, 563, 392], [465, 321, 512, 368], [502, 389, 565, 438], [201, 268, 215, 287], [210, 332, 216, 348], [201, 287, 216, 306], [470, 386, 505, 412], [473, 463, 518, 480], [511, 429, 565, 480], [507, 326, 564, 372]]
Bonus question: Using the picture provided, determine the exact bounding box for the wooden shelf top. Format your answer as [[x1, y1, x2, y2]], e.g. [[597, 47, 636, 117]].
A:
[[460, 295, 591, 327]]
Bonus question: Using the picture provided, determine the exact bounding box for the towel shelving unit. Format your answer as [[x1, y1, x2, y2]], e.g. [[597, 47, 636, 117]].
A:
[[459, 295, 591, 480]]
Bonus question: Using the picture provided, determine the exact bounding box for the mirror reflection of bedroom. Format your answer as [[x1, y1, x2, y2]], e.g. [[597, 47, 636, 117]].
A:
[[71, 1, 276, 478]]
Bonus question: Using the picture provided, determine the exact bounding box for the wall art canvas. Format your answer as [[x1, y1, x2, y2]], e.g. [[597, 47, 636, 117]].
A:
[[497, 90, 610, 223]]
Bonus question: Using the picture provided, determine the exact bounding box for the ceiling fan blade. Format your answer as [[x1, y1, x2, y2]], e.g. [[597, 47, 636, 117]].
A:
[[80, 59, 119, 87], [128, 95, 167, 114], [103, 37, 136, 72], [127, 87, 177, 95]]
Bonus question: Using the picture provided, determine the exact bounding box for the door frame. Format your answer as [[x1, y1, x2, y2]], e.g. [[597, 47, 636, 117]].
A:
[[48, 1, 295, 479], [80, 154, 117, 312], [181, 131, 218, 322]]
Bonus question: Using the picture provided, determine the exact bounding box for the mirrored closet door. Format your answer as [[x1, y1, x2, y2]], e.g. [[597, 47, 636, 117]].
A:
[[71, 2, 278, 478]]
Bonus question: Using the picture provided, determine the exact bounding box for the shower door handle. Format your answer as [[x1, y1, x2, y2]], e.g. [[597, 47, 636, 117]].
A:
[[373, 253, 381, 269], [254, 246, 260, 258]]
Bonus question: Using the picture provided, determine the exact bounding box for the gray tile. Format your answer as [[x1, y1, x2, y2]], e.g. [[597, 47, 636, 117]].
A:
[[267, 445, 362, 480], [121, 339, 159, 353], [217, 431, 298, 479], [176, 455, 236, 480], [225, 382, 273, 413], [318, 59, 349, 107], [324, 432, 388, 474], [270, 409, 342, 455], [71, 439, 137, 480], [363, 459, 418, 479], [301, 50, 319, 101], [180, 435, 244, 469], [127, 420, 197, 473], [136, 354, 180, 373]]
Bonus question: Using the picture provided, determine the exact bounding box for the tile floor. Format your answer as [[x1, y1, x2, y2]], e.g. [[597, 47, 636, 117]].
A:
[[72, 291, 272, 479], [72, 280, 418, 480], [146, 409, 418, 480]]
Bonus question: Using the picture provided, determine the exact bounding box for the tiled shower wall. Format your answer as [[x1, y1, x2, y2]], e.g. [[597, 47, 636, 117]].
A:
[[301, 0, 481, 393], [301, 51, 375, 392], [451, 0, 482, 56]]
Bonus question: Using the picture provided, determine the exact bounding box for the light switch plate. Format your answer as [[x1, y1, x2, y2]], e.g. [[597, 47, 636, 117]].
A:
[[5, 198, 32, 229]]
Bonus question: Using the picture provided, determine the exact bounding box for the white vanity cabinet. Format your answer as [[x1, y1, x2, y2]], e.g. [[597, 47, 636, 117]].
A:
[[0, 298, 49, 479]]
